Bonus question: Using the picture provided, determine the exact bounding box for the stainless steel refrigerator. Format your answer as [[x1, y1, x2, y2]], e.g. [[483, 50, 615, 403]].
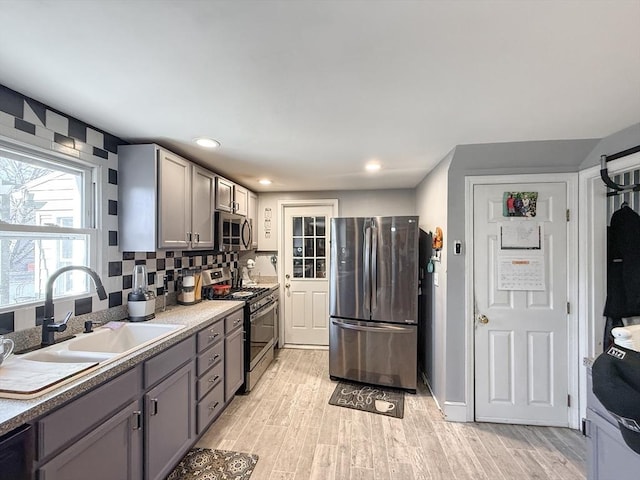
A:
[[329, 216, 419, 392]]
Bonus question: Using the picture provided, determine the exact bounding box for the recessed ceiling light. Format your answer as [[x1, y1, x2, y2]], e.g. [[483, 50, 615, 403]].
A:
[[194, 137, 220, 149], [259, 179, 272, 185], [366, 162, 381, 172]]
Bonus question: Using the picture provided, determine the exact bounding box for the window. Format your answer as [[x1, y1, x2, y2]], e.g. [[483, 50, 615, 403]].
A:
[[292, 215, 327, 278], [0, 142, 98, 309]]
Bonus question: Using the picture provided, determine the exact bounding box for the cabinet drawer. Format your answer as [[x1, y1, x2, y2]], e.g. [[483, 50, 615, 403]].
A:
[[197, 361, 224, 400], [38, 366, 142, 460], [197, 320, 224, 352], [225, 309, 244, 333], [196, 382, 224, 434], [144, 337, 195, 388], [196, 341, 224, 377]]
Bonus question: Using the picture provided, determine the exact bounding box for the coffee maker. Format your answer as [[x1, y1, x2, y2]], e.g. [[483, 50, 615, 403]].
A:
[[177, 271, 201, 305], [127, 265, 156, 321]]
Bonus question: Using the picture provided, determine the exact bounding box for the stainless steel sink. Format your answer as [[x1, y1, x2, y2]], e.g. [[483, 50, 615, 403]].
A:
[[21, 322, 185, 366]]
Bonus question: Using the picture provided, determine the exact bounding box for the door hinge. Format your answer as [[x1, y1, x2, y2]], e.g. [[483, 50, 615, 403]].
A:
[[567, 394, 571, 407], [582, 417, 591, 437], [566, 209, 570, 222], [567, 302, 571, 314]]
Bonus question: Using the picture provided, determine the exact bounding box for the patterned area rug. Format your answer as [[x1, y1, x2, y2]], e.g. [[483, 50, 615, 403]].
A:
[[167, 448, 259, 480], [329, 381, 405, 418]]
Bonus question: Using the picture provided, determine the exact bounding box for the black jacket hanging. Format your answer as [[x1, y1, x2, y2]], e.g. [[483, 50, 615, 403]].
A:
[[604, 205, 640, 318]]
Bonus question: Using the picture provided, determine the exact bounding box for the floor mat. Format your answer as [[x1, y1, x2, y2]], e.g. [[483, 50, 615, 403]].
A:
[[329, 381, 405, 418], [167, 448, 259, 480]]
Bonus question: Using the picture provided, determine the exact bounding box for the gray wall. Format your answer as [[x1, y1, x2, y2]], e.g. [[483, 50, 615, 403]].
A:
[[415, 150, 453, 402], [580, 122, 640, 169], [257, 189, 416, 251]]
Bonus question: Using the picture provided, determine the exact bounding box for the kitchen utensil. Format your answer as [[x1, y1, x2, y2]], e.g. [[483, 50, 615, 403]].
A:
[[178, 273, 198, 305], [127, 265, 156, 322], [132, 265, 148, 294]]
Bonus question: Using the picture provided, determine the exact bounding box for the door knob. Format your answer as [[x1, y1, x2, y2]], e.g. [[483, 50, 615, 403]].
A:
[[285, 274, 290, 279], [285, 283, 290, 288], [478, 314, 489, 324]]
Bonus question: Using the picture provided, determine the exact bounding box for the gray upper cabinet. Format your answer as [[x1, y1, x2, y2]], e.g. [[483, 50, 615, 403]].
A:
[[215, 176, 250, 217], [234, 184, 248, 216], [248, 191, 258, 249], [190, 165, 216, 248], [119, 144, 215, 250], [158, 149, 191, 249], [215, 176, 234, 213]]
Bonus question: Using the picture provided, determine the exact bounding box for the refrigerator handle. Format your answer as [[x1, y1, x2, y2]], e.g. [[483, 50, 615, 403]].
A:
[[371, 224, 378, 312], [331, 318, 414, 333], [363, 225, 371, 313]]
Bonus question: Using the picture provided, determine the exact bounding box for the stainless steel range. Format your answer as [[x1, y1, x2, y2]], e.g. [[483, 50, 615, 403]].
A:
[[202, 268, 278, 393]]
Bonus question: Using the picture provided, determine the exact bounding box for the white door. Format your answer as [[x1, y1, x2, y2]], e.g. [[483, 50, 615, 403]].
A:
[[474, 182, 569, 426], [283, 205, 334, 345]]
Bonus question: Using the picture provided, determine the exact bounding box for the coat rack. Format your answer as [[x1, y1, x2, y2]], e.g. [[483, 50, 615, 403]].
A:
[[600, 144, 640, 197]]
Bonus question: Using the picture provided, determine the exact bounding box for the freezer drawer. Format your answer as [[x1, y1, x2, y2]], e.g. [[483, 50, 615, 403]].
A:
[[329, 318, 417, 391]]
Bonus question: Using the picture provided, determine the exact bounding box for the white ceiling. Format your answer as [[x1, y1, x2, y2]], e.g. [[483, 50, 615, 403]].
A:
[[0, 1, 638, 192]]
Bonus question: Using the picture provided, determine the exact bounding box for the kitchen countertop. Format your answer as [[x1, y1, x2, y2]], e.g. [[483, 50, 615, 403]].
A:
[[0, 300, 244, 437]]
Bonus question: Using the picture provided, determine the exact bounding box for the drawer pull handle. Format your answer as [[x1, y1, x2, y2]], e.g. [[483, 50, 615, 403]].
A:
[[132, 411, 142, 430], [208, 354, 221, 364], [209, 375, 220, 383], [234, 319, 242, 325], [208, 333, 220, 341], [150, 398, 159, 416], [209, 401, 220, 411]]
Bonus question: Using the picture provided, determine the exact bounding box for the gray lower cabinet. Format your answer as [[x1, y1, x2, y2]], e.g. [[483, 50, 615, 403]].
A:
[[195, 318, 225, 434], [38, 399, 143, 480], [586, 363, 640, 479], [145, 360, 196, 480], [33, 311, 244, 479], [225, 321, 244, 402]]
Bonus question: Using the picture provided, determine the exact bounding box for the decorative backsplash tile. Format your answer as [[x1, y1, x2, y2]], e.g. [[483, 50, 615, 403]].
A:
[[0, 84, 238, 334]]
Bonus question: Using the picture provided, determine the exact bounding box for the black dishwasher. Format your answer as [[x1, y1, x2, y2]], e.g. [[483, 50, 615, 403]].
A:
[[0, 424, 34, 480]]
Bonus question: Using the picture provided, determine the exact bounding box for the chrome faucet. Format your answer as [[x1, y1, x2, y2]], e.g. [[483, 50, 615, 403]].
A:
[[41, 266, 108, 346]]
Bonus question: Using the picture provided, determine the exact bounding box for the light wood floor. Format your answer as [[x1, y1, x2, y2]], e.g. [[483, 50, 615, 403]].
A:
[[197, 348, 586, 480]]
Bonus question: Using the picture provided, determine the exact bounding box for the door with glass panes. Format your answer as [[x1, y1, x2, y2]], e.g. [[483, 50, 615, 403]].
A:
[[283, 205, 333, 345]]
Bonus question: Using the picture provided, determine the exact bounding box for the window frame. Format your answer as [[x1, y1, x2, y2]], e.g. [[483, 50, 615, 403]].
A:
[[0, 137, 102, 312]]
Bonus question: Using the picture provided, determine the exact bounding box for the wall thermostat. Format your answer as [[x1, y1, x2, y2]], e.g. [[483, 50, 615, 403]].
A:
[[454, 241, 462, 255]]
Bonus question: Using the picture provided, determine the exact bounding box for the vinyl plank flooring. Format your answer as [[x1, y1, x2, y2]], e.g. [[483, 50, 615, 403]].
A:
[[369, 413, 392, 480], [196, 348, 586, 480], [308, 444, 337, 480]]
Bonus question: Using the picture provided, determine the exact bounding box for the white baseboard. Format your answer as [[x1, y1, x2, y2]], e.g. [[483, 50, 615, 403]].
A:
[[443, 401, 468, 422]]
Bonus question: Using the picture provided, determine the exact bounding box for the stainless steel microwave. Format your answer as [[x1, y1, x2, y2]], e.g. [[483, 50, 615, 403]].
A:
[[215, 211, 252, 251]]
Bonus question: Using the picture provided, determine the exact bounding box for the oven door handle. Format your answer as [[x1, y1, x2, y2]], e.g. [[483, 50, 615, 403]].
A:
[[250, 302, 278, 322]]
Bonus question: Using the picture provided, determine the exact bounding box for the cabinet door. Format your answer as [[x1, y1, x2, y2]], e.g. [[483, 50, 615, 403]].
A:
[[191, 165, 215, 248], [224, 326, 245, 402], [587, 409, 640, 480], [248, 191, 258, 249], [38, 400, 143, 480], [234, 184, 249, 216], [215, 177, 234, 212], [158, 149, 191, 249], [145, 361, 196, 480]]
